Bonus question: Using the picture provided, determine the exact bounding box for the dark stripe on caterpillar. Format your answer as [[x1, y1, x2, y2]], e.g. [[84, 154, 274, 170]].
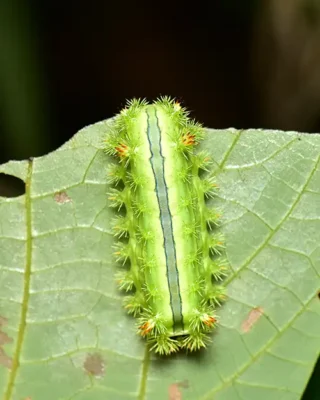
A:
[[146, 107, 184, 331]]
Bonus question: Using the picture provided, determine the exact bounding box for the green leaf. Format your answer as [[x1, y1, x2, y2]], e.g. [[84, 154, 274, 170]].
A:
[[0, 122, 319, 400]]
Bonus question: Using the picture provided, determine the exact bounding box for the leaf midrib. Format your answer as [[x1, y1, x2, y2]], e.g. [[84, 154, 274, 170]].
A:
[[4, 160, 33, 400]]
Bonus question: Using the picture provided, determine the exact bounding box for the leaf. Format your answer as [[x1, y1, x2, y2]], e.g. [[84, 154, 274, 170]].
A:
[[0, 121, 319, 400]]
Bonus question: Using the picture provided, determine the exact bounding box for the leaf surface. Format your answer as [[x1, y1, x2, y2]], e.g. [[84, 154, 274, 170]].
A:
[[0, 122, 319, 400]]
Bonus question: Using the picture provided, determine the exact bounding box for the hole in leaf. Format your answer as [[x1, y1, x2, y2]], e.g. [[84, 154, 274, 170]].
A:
[[0, 174, 25, 197]]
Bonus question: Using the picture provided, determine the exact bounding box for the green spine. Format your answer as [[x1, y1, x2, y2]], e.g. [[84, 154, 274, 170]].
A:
[[105, 97, 227, 355]]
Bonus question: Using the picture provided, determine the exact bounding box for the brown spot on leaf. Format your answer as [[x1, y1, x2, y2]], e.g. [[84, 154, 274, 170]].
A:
[[169, 384, 182, 400], [0, 349, 12, 369], [83, 353, 105, 377], [168, 381, 189, 400], [0, 316, 13, 368], [54, 191, 71, 204], [241, 307, 264, 333], [0, 330, 12, 346]]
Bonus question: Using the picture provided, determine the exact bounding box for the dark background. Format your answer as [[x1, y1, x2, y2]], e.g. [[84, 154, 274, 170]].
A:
[[0, 0, 319, 397]]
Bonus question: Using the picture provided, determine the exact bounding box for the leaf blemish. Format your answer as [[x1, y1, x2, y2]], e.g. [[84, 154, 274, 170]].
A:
[[83, 353, 105, 378], [168, 383, 182, 400], [0, 315, 13, 369], [54, 191, 72, 204], [241, 307, 263, 333], [168, 380, 189, 400]]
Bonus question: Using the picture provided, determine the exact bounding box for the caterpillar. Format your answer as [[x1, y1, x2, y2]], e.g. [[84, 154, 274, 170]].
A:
[[105, 97, 227, 355]]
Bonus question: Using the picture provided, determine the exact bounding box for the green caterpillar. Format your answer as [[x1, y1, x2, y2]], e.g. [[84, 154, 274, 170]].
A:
[[105, 97, 227, 355]]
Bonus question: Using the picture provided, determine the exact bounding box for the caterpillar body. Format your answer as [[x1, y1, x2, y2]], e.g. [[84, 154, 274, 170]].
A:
[[105, 97, 227, 355]]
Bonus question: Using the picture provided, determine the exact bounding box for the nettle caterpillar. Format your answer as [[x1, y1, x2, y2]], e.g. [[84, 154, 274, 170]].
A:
[[105, 97, 227, 355]]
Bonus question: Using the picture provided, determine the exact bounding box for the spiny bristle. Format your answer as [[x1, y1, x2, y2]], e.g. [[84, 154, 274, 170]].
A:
[[136, 226, 155, 243], [115, 271, 135, 292], [112, 241, 130, 265], [115, 99, 148, 133], [209, 259, 228, 281], [132, 199, 150, 217], [107, 188, 127, 210], [176, 166, 191, 183], [174, 125, 204, 155], [155, 96, 186, 116], [142, 283, 161, 301], [124, 98, 148, 114], [208, 233, 225, 255], [201, 176, 218, 198], [182, 222, 198, 237], [139, 256, 158, 272], [178, 195, 195, 212], [111, 216, 130, 238], [188, 279, 205, 296], [126, 172, 145, 191], [189, 307, 217, 333], [104, 134, 120, 156], [106, 163, 125, 185], [181, 331, 210, 352], [155, 96, 191, 127], [154, 95, 175, 106], [123, 293, 144, 316], [203, 285, 226, 306], [184, 250, 201, 269], [194, 151, 212, 171], [206, 208, 221, 229], [138, 310, 167, 336], [184, 121, 204, 141], [148, 335, 180, 355]]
